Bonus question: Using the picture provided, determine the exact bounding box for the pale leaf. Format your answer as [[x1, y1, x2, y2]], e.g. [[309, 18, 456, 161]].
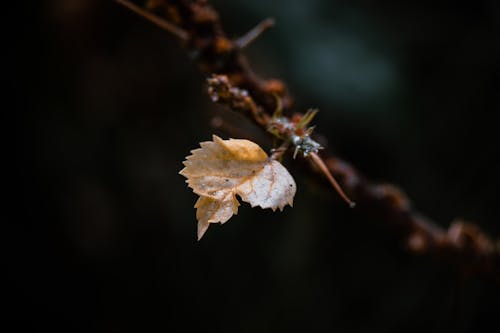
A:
[[180, 135, 296, 239]]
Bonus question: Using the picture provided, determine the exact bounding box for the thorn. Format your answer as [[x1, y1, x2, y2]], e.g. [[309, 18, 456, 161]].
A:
[[115, 0, 189, 41], [297, 109, 318, 130], [272, 93, 283, 118], [235, 18, 275, 49], [309, 152, 355, 208], [305, 126, 316, 136]]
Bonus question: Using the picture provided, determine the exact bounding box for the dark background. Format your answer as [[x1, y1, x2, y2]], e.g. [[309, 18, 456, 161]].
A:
[[9, 0, 500, 332]]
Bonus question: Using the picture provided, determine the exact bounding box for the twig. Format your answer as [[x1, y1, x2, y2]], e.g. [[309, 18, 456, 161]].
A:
[[115, 0, 189, 40], [116, 0, 500, 280]]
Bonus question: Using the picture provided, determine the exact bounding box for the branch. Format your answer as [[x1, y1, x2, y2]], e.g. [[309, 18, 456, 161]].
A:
[[115, 0, 500, 280]]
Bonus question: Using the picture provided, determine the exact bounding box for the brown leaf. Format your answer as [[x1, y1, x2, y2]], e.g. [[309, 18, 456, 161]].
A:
[[180, 135, 296, 239]]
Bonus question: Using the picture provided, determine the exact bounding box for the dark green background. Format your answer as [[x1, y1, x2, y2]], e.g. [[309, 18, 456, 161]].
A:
[[10, 0, 500, 331]]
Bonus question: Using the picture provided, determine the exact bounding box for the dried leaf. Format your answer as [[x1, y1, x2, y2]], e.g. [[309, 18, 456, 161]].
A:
[[180, 135, 296, 239]]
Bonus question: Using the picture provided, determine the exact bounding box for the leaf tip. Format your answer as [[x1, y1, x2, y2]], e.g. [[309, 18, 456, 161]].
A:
[[197, 221, 210, 240], [212, 134, 223, 143]]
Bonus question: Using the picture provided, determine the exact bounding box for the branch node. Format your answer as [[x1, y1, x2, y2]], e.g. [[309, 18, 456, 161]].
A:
[[372, 184, 411, 213], [207, 74, 269, 126], [448, 220, 495, 254]]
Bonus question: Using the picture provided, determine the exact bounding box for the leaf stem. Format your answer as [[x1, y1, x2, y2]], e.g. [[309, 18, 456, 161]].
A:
[[270, 142, 290, 161]]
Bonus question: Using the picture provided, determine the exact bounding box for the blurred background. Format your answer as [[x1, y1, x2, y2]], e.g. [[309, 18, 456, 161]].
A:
[[10, 0, 500, 331]]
